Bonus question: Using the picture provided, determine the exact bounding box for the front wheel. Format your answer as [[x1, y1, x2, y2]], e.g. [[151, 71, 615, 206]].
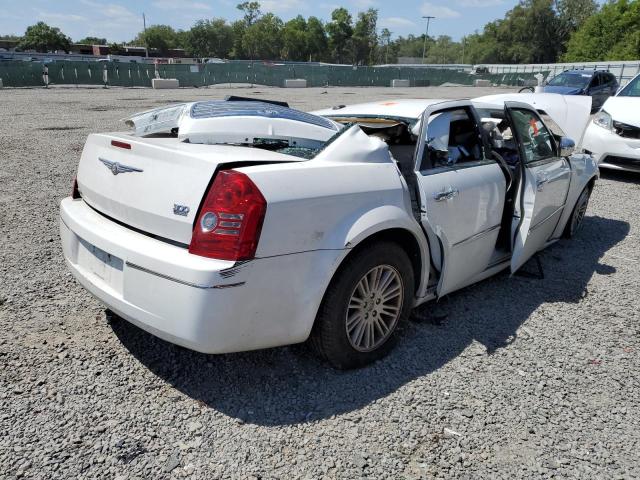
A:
[[519, 86, 535, 93], [310, 242, 414, 369], [564, 186, 592, 238]]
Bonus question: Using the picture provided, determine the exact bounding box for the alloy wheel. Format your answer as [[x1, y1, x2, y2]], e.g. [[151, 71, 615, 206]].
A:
[[571, 190, 590, 235], [345, 265, 404, 352]]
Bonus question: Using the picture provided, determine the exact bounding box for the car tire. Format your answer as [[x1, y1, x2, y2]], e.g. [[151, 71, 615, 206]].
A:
[[310, 241, 414, 369], [563, 185, 592, 238]]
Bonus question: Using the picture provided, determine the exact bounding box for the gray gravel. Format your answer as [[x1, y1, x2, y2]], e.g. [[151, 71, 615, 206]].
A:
[[1, 85, 639, 479]]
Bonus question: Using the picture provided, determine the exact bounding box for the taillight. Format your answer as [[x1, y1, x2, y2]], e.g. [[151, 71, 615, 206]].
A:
[[72, 177, 81, 199], [111, 140, 131, 150], [189, 170, 267, 261]]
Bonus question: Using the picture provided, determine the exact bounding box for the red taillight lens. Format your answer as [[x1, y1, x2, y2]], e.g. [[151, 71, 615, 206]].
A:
[[111, 140, 131, 150], [72, 177, 81, 199], [189, 170, 267, 261]]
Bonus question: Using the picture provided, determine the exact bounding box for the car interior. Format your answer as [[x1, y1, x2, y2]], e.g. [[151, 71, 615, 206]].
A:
[[330, 105, 560, 253]]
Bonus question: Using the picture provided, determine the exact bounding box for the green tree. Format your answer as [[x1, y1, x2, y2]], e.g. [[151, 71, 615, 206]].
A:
[[242, 13, 283, 59], [392, 34, 433, 60], [76, 36, 107, 45], [230, 20, 248, 58], [175, 29, 189, 50], [186, 19, 234, 58], [281, 16, 308, 61], [352, 8, 378, 64], [237, 2, 262, 26], [108, 42, 124, 55], [425, 35, 462, 64], [306, 16, 328, 61], [555, 0, 598, 33], [135, 25, 179, 55], [326, 8, 353, 63], [462, 0, 562, 64], [379, 28, 392, 64], [18, 22, 71, 53], [563, 0, 640, 61]]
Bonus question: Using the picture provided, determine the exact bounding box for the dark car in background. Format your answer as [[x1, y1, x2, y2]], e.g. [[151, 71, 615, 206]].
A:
[[542, 70, 618, 111]]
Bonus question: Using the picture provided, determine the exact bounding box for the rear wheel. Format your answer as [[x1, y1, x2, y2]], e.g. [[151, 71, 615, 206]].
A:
[[311, 242, 414, 369], [564, 186, 591, 238]]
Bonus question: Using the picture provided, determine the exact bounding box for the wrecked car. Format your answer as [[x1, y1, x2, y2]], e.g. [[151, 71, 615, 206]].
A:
[[60, 94, 598, 369], [582, 72, 640, 173]]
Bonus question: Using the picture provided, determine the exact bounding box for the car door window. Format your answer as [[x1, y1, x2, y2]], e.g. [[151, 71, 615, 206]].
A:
[[420, 107, 488, 172], [509, 109, 556, 164]]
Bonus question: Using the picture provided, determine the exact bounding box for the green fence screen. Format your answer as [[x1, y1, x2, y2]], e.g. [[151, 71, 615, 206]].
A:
[[0, 60, 547, 88]]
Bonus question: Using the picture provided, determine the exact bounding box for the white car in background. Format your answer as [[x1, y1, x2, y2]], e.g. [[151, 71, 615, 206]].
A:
[[60, 94, 597, 369], [583, 72, 640, 173]]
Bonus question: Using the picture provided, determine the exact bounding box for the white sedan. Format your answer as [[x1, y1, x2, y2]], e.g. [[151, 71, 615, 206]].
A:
[[60, 94, 597, 368], [583, 72, 640, 173]]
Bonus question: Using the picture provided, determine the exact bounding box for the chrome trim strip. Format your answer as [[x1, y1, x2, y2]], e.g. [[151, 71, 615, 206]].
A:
[[530, 205, 565, 232], [452, 224, 501, 248], [125, 262, 245, 290]]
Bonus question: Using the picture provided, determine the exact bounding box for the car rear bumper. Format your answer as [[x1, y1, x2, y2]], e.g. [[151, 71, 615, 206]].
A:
[[583, 122, 640, 172], [60, 197, 343, 353]]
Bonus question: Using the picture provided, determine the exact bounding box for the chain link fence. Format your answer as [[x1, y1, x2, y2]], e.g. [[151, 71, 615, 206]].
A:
[[0, 60, 546, 88]]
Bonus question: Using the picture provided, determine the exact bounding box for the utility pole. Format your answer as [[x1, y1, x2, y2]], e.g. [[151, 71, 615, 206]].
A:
[[142, 12, 148, 58], [461, 36, 465, 64], [421, 16, 435, 64]]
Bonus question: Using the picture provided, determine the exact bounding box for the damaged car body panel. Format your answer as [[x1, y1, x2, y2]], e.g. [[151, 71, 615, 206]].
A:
[[60, 95, 598, 368]]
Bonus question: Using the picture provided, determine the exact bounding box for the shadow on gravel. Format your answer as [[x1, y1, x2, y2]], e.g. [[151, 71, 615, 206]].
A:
[[110, 215, 629, 426]]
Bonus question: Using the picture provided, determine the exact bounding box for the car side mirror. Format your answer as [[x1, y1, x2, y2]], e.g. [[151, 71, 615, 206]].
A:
[[559, 137, 575, 157]]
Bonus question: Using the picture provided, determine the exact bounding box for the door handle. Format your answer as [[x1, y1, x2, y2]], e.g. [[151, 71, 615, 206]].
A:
[[433, 186, 459, 202]]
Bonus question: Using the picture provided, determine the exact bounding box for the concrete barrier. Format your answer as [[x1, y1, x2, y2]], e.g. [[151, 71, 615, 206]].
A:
[[284, 78, 307, 88], [152, 78, 179, 89], [474, 79, 492, 87], [391, 79, 410, 87]]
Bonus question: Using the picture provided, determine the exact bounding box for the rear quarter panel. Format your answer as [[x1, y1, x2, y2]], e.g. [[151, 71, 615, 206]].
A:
[[240, 160, 416, 256], [237, 127, 430, 300]]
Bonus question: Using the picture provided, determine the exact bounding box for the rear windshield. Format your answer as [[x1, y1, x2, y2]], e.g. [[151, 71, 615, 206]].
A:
[[548, 73, 591, 88], [618, 75, 640, 97]]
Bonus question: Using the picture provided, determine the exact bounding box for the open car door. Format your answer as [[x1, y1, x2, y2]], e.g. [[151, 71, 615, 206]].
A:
[[504, 101, 572, 273], [413, 100, 507, 297]]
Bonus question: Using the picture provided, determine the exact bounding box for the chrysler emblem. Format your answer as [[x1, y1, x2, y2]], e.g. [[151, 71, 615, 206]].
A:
[[99, 157, 143, 175]]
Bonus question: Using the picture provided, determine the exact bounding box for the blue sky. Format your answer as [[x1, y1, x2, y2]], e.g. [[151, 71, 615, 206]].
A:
[[0, 0, 520, 42]]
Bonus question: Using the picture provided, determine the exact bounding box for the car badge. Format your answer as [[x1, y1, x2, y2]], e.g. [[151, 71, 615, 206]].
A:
[[173, 204, 190, 217], [99, 157, 143, 175]]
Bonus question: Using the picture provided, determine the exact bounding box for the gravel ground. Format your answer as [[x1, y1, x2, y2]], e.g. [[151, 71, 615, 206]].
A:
[[1, 85, 639, 479]]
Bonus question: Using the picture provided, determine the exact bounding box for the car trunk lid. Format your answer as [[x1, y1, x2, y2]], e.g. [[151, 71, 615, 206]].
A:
[[76, 133, 296, 245]]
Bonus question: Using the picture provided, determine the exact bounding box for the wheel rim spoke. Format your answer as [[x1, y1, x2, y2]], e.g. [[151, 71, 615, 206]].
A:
[[573, 193, 589, 232], [345, 264, 404, 352]]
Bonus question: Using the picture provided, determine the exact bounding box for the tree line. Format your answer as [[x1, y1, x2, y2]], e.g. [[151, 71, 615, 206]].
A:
[[10, 0, 640, 64]]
